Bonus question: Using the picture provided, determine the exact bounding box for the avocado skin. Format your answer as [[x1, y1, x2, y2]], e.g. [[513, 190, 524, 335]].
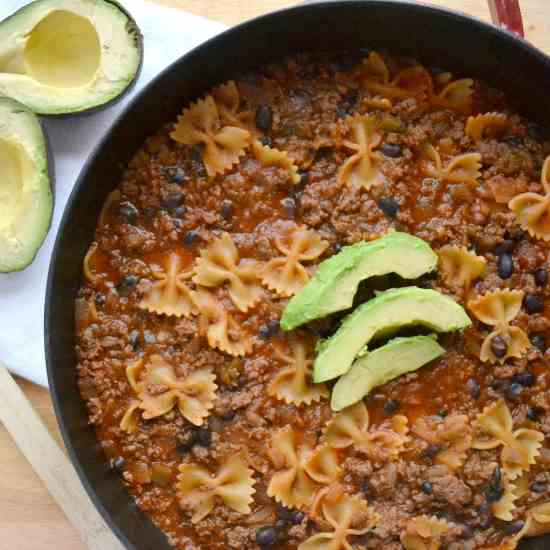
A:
[[330, 335, 445, 411], [313, 286, 471, 383], [0, 0, 144, 117], [281, 232, 438, 331], [0, 96, 54, 272]]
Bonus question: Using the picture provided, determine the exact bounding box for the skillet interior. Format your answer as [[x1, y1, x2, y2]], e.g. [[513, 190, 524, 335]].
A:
[[45, 1, 550, 548]]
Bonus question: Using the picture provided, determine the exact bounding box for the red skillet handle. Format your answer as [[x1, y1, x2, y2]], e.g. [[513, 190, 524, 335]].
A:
[[487, 0, 525, 37]]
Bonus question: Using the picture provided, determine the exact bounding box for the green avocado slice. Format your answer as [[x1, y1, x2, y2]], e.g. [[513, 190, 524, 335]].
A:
[[330, 335, 445, 411], [313, 287, 470, 383], [0, 0, 143, 115], [0, 96, 53, 272], [281, 232, 437, 331]]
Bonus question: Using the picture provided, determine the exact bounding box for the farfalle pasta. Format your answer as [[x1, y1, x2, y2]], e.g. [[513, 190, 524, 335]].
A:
[[267, 426, 340, 509], [526, 502, 550, 537], [429, 77, 474, 114], [268, 337, 329, 406], [401, 515, 455, 550], [299, 485, 376, 550], [438, 245, 486, 289], [492, 475, 519, 522], [466, 113, 508, 143], [252, 140, 301, 184], [176, 452, 255, 523], [212, 80, 256, 133], [472, 399, 543, 480], [421, 144, 481, 185], [509, 156, 550, 241], [338, 114, 384, 189], [139, 252, 197, 318], [261, 226, 328, 297], [170, 95, 251, 176], [325, 401, 409, 462], [468, 289, 530, 363], [193, 232, 263, 312], [121, 355, 217, 428]]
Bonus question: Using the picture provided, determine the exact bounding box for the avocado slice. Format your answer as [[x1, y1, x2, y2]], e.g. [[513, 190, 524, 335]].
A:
[[313, 287, 470, 383], [0, 96, 53, 272], [281, 232, 437, 331], [0, 0, 143, 115], [331, 335, 445, 411]]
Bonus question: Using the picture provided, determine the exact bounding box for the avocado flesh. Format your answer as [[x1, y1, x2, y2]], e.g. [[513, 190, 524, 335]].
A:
[[0, 96, 52, 272], [331, 335, 445, 411], [281, 232, 438, 331], [313, 287, 471, 383], [0, 0, 142, 115]]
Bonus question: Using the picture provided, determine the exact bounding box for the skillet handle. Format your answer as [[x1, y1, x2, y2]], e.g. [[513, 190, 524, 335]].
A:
[[487, 0, 525, 37], [0, 361, 126, 550]]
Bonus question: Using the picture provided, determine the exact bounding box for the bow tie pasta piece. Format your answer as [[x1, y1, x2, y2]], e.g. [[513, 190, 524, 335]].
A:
[[267, 426, 340, 509], [429, 77, 474, 114], [139, 252, 197, 318], [401, 515, 456, 550], [252, 140, 301, 184], [262, 227, 329, 297], [438, 245, 486, 289], [526, 502, 550, 537], [299, 485, 377, 550], [192, 289, 251, 357], [170, 95, 252, 177], [268, 337, 329, 406], [509, 156, 550, 241], [212, 80, 256, 134], [325, 401, 409, 462], [338, 115, 385, 189], [121, 355, 217, 429], [193, 233, 263, 312], [421, 145, 481, 185], [492, 475, 520, 522], [472, 399, 543, 480], [466, 113, 508, 143], [177, 452, 256, 523], [468, 289, 530, 363]]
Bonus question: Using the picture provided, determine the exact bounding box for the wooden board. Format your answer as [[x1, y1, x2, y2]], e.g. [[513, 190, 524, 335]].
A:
[[1, 1, 549, 548]]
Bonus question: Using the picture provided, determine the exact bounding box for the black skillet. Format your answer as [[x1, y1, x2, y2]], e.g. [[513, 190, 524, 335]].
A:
[[45, 1, 550, 548]]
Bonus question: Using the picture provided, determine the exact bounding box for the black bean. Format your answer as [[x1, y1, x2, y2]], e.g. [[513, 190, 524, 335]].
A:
[[221, 410, 236, 421], [512, 371, 535, 387], [505, 137, 523, 148], [298, 171, 310, 188], [259, 325, 271, 340], [437, 410, 448, 418], [291, 510, 305, 525], [485, 485, 504, 504], [497, 253, 514, 279], [421, 481, 433, 495], [381, 143, 402, 158], [276, 504, 294, 522], [196, 428, 211, 447], [491, 378, 509, 392], [506, 382, 524, 402], [256, 525, 277, 546], [466, 378, 481, 399], [119, 201, 139, 222], [531, 482, 547, 493], [424, 444, 441, 460], [94, 293, 106, 307], [490, 335, 508, 359], [178, 432, 197, 455], [255, 105, 273, 133], [527, 407, 539, 422], [281, 197, 297, 218], [461, 525, 474, 539], [524, 293, 543, 314], [117, 275, 140, 297], [260, 136, 273, 147], [163, 192, 184, 211], [384, 399, 400, 414], [378, 197, 399, 218], [171, 205, 187, 218], [184, 230, 199, 247], [220, 199, 234, 220], [144, 206, 157, 219], [531, 333, 546, 352], [504, 521, 525, 535], [494, 239, 515, 255], [143, 330, 156, 344], [268, 320, 280, 336], [170, 166, 187, 184], [527, 122, 549, 141], [534, 268, 548, 286], [191, 144, 204, 163], [128, 329, 140, 350], [332, 243, 342, 254], [275, 519, 287, 531], [490, 465, 502, 488], [111, 456, 125, 471]]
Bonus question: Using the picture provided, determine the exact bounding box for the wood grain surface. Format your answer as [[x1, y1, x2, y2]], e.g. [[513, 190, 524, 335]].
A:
[[1, 1, 549, 549]]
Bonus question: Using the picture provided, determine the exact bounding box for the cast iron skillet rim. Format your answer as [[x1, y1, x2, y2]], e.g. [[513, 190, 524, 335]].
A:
[[45, 2, 550, 549]]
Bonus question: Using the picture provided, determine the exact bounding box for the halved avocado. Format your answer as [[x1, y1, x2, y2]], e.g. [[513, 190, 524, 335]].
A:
[[0, 0, 143, 115], [331, 335, 445, 411], [281, 232, 438, 331], [0, 96, 53, 272], [313, 287, 471, 383]]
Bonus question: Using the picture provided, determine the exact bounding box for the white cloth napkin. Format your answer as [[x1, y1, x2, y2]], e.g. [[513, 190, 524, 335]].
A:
[[0, 0, 226, 387]]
